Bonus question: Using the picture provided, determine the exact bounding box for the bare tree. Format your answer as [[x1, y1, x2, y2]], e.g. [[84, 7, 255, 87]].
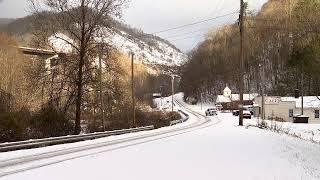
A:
[[29, 0, 128, 134]]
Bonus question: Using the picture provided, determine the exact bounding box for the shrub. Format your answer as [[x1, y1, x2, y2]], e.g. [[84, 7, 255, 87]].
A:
[[136, 110, 182, 129], [29, 106, 73, 138], [0, 90, 15, 113], [87, 108, 182, 132], [0, 110, 30, 143]]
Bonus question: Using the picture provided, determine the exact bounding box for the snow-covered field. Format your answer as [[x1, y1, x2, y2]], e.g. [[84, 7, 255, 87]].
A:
[[153, 96, 176, 111], [1, 94, 320, 180]]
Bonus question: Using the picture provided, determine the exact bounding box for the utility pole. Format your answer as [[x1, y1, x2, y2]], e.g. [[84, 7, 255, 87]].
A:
[[239, 0, 245, 126], [160, 85, 163, 109], [200, 91, 203, 110], [301, 63, 304, 115], [287, 0, 304, 115], [171, 75, 175, 112], [261, 58, 266, 120], [131, 53, 136, 127], [98, 45, 105, 131]]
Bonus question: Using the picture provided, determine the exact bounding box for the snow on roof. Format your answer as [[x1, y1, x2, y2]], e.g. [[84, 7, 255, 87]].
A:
[[216, 95, 231, 103], [230, 94, 259, 101], [223, 86, 231, 92], [281, 96, 320, 108], [216, 94, 258, 103], [293, 114, 309, 118]]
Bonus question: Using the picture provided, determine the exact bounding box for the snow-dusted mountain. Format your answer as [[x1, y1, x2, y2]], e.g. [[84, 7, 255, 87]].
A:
[[0, 16, 187, 67], [110, 30, 187, 66]]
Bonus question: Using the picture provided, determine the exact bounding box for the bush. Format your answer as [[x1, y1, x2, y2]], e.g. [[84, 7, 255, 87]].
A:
[[29, 106, 73, 138], [136, 110, 182, 129], [87, 108, 182, 133], [0, 90, 15, 113], [0, 110, 30, 143]]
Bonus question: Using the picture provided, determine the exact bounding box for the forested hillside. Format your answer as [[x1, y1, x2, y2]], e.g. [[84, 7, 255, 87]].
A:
[[180, 0, 320, 99]]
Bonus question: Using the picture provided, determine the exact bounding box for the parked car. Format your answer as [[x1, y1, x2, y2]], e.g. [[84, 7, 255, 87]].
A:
[[243, 105, 254, 115], [205, 108, 218, 116], [216, 104, 223, 111], [233, 110, 240, 116], [243, 111, 252, 119], [233, 110, 251, 119]]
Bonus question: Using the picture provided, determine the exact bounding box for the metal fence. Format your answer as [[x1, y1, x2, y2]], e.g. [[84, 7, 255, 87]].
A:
[[170, 110, 189, 126], [0, 126, 154, 152], [0, 109, 190, 152]]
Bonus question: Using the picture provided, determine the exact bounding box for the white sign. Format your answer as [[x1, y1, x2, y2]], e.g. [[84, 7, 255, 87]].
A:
[[265, 97, 281, 104]]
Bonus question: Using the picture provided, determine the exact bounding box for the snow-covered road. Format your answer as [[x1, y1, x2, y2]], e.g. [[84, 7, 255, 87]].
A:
[[1, 95, 320, 180]]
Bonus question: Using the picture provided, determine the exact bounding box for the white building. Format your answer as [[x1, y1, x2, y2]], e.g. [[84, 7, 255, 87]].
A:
[[216, 86, 258, 104], [255, 96, 320, 124]]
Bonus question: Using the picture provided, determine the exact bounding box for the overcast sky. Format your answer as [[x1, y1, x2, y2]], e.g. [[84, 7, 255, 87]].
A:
[[0, 0, 268, 52]]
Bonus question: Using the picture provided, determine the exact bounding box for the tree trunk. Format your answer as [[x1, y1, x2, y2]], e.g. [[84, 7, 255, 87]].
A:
[[74, 52, 85, 134], [74, 0, 86, 135]]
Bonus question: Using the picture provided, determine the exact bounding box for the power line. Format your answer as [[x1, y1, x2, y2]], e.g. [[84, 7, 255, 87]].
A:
[[168, 13, 239, 41], [176, 0, 234, 49], [151, 11, 239, 35], [170, 34, 205, 42], [168, 12, 239, 39], [160, 14, 238, 43], [164, 28, 210, 39]]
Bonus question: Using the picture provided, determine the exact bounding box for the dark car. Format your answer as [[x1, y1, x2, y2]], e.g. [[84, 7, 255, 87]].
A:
[[243, 105, 254, 115], [233, 110, 252, 119], [233, 110, 240, 116], [243, 111, 252, 119]]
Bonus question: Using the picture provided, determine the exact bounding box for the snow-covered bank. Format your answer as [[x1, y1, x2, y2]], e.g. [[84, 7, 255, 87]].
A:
[[245, 118, 320, 144]]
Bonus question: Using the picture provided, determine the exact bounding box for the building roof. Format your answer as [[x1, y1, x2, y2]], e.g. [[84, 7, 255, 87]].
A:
[[216, 93, 258, 103], [230, 94, 259, 101], [223, 86, 231, 93], [216, 95, 232, 103], [281, 96, 320, 108]]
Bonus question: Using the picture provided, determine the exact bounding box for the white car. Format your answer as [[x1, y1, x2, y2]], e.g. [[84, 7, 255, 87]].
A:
[[205, 108, 218, 116]]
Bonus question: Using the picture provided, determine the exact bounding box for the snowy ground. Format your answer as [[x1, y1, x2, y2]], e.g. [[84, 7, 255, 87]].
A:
[[246, 118, 320, 144], [153, 96, 176, 111], [1, 94, 320, 180]]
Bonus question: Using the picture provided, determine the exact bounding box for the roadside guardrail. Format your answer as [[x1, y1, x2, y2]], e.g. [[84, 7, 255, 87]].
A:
[[170, 110, 189, 126], [0, 126, 154, 152], [0, 109, 190, 152]]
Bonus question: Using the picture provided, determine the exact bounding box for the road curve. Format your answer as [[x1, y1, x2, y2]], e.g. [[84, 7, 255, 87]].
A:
[[0, 96, 217, 178]]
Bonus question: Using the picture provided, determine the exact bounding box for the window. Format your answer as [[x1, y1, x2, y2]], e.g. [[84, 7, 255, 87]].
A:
[[289, 109, 294, 118], [315, 110, 319, 119]]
